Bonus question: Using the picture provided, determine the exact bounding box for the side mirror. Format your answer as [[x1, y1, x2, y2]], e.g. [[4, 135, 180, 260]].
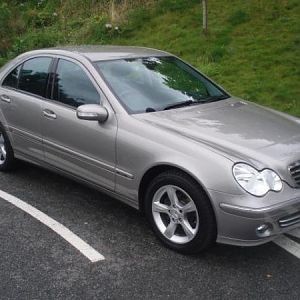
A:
[[76, 104, 109, 123]]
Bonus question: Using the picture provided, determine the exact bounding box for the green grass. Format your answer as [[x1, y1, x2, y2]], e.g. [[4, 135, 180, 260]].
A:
[[0, 0, 299, 116]]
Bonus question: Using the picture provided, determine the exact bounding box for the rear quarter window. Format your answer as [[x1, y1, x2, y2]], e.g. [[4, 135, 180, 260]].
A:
[[2, 65, 22, 89]]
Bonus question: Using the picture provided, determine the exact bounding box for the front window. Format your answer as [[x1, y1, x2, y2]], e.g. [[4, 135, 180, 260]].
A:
[[95, 56, 228, 113], [53, 59, 100, 108]]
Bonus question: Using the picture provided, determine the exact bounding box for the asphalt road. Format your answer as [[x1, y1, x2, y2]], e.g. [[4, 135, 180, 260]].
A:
[[0, 163, 300, 300]]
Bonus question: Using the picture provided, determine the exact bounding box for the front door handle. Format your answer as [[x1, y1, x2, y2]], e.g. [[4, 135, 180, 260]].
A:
[[0, 95, 11, 103], [43, 109, 57, 119]]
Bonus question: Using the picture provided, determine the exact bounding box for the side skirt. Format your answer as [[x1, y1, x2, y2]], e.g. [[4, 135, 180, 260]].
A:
[[14, 152, 139, 210]]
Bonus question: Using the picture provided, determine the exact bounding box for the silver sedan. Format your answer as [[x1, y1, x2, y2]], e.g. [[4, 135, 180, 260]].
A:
[[0, 46, 299, 253]]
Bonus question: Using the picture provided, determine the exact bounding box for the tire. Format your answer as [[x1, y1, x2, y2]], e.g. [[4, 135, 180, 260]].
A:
[[0, 124, 16, 171], [145, 170, 217, 254]]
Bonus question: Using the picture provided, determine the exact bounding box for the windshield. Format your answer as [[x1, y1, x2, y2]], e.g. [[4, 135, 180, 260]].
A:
[[95, 56, 229, 114]]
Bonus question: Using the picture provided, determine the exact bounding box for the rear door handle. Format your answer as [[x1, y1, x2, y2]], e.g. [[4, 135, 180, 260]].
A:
[[43, 109, 57, 119], [0, 95, 11, 103]]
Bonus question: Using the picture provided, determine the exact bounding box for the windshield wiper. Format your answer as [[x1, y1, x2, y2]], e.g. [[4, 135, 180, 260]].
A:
[[202, 95, 230, 103], [163, 95, 229, 111], [145, 107, 156, 113], [163, 100, 198, 111]]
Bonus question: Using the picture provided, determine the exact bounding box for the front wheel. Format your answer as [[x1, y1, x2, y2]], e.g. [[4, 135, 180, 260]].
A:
[[145, 170, 217, 254]]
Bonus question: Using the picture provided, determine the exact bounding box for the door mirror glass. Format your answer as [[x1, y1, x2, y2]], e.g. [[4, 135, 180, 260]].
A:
[[76, 104, 108, 123]]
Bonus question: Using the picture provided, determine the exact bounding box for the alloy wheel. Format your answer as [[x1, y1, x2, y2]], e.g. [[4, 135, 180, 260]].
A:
[[152, 185, 199, 244]]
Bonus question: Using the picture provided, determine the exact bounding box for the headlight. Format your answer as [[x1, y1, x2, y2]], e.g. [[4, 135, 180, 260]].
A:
[[233, 163, 283, 197]]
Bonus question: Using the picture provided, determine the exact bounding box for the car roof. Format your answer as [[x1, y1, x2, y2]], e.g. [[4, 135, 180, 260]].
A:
[[22, 45, 171, 62]]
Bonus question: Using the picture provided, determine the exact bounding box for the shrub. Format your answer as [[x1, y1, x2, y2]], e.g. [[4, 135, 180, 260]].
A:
[[10, 30, 63, 56], [24, 9, 57, 27]]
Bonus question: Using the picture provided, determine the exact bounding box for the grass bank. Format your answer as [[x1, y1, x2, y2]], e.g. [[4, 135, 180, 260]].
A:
[[0, 0, 299, 116]]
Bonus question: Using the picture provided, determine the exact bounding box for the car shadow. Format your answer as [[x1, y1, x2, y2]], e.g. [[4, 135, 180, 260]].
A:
[[3, 161, 290, 265]]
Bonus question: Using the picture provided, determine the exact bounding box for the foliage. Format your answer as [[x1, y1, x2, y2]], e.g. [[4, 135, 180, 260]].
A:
[[0, 2, 12, 55], [0, 0, 299, 117]]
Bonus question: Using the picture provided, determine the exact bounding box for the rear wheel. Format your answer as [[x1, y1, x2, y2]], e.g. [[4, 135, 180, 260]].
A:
[[145, 170, 216, 254], [0, 125, 16, 171]]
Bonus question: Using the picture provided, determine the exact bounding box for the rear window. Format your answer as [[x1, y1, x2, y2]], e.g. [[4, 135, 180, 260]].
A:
[[18, 57, 52, 97]]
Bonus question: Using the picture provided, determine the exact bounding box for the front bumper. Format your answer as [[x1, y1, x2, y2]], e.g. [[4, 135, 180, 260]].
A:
[[208, 183, 300, 246]]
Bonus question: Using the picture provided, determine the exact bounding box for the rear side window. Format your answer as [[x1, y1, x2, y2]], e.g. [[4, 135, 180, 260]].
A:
[[2, 65, 21, 89], [53, 59, 100, 108], [19, 57, 52, 97]]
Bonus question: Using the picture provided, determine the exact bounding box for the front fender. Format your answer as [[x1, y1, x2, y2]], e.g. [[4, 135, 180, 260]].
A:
[[115, 115, 243, 207]]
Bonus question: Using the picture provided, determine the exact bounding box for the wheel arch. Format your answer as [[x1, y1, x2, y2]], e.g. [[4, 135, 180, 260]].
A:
[[138, 164, 216, 219], [0, 119, 13, 145]]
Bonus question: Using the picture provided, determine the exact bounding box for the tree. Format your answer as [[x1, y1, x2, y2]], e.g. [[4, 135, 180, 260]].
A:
[[202, 0, 208, 33]]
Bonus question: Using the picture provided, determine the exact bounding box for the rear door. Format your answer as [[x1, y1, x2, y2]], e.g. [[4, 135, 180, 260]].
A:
[[42, 57, 117, 190], [0, 56, 53, 161]]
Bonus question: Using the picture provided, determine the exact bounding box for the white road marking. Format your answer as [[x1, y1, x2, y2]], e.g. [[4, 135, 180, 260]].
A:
[[287, 228, 300, 239], [273, 235, 300, 259], [0, 190, 105, 263]]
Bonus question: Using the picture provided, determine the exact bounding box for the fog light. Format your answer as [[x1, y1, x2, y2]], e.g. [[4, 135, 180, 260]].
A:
[[256, 223, 273, 237]]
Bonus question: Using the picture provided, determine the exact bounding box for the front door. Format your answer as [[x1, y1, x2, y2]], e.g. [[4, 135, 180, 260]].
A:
[[42, 58, 117, 190]]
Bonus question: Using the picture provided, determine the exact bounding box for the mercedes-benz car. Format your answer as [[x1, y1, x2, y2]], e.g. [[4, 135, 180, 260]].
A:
[[0, 46, 299, 253]]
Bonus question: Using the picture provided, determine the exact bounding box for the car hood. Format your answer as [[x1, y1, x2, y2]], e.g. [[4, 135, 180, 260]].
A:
[[135, 98, 300, 180]]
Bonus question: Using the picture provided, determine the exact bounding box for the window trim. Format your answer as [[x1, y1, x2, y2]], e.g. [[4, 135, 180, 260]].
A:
[[45, 58, 57, 99]]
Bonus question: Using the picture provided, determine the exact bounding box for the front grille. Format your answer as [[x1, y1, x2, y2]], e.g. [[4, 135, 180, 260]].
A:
[[289, 161, 300, 187], [278, 212, 300, 228]]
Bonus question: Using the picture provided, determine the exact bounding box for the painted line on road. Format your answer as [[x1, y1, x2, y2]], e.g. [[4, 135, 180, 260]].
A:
[[0, 189, 105, 263], [273, 235, 300, 259]]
